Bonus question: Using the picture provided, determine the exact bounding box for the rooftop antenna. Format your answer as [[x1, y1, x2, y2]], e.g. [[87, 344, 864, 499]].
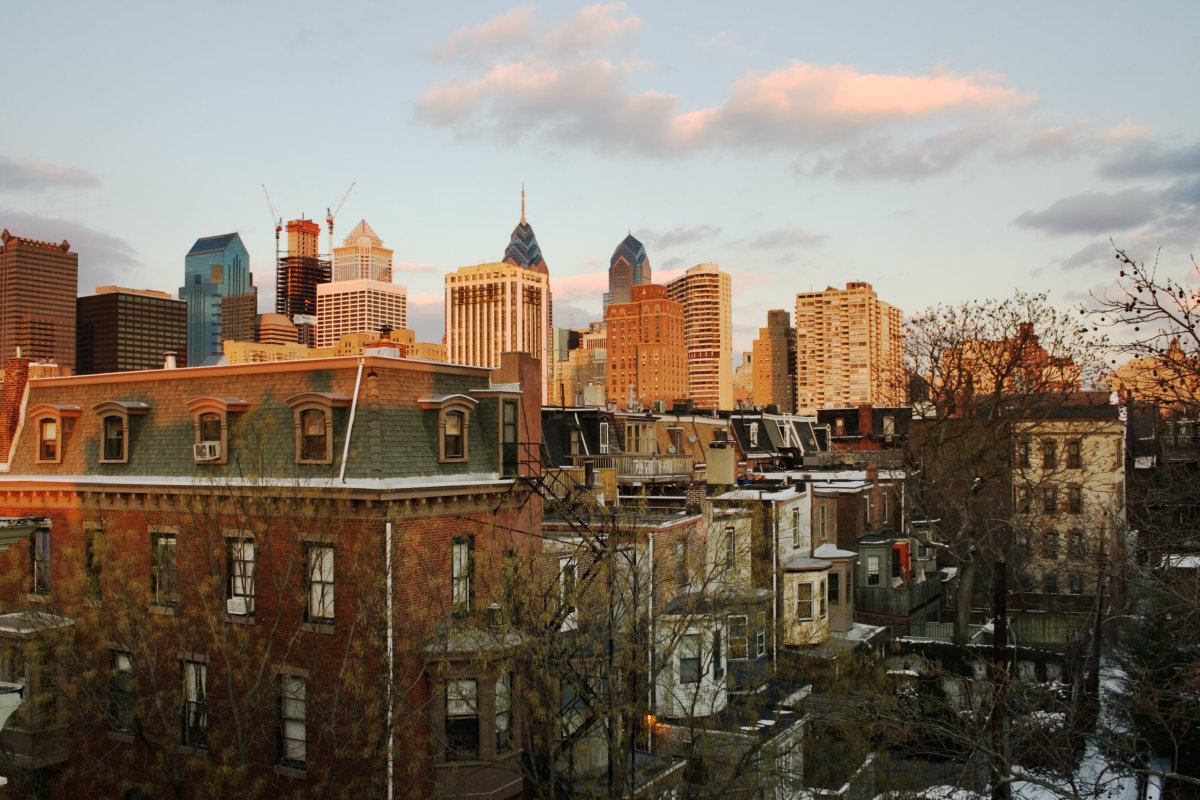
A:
[[520, 182, 526, 224], [261, 185, 283, 268], [326, 181, 357, 257]]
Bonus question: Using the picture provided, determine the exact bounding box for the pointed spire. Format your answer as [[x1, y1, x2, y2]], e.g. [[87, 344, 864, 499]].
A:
[[520, 182, 526, 224]]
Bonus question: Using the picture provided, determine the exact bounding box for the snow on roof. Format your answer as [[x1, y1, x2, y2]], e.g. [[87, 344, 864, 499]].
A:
[[813, 543, 857, 559]]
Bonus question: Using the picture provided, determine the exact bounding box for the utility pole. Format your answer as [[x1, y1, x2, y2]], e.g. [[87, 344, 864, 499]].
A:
[[991, 559, 1011, 800]]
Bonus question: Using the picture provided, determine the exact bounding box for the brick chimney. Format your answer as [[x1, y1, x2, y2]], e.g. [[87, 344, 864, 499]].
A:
[[0, 358, 31, 461], [858, 404, 873, 438]]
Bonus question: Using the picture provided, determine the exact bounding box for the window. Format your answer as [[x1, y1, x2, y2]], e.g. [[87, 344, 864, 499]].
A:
[[151, 532, 178, 607], [38, 418, 58, 462], [829, 572, 840, 606], [1068, 486, 1082, 514], [452, 538, 473, 616], [30, 528, 50, 594], [1068, 530, 1085, 560], [728, 615, 748, 659], [1068, 574, 1083, 595], [713, 630, 724, 680], [181, 660, 207, 749], [1044, 574, 1059, 595], [444, 411, 465, 460], [103, 415, 125, 461], [188, 396, 248, 464], [756, 613, 767, 657], [1042, 487, 1057, 515], [199, 413, 221, 443], [1016, 486, 1031, 515], [675, 536, 688, 587], [796, 582, 813, 621], [287, 393, 349, 465], [445, 679, 479, 760], [1044, 531, 1060, 559], [817, 505, 828, 542], [495, 673, 513, 752], [724, 526, 736, 572], [819, 579, 827, 618], [279, 676, 306, 769], [748, 422, 759, 447], [502, 400, 518, 475], [599, 421, 610, 454], [109, 651, 134, 733], [568, 428, 582, 456], [300, 409, 327, 461], [1066, 440, 1081, 469], [305, 545, 334, 624], [867, 555, 881, 586], [792, 508, 801, 550], [559, 557, 577, 613], [227, 538, 255, 615], [1042, 440, 1057, 470], [1016, 439, 1030, 469], [678, 634, 701, 684]]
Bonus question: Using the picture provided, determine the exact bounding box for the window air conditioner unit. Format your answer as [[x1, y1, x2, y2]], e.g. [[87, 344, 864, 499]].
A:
[[194, 442, 220, 461], [226, 597, 249, 616]]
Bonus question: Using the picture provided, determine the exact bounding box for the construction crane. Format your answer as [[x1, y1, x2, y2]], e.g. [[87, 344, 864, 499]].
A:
[[325, 181, 356, 258], [261, 185, 283, 267]]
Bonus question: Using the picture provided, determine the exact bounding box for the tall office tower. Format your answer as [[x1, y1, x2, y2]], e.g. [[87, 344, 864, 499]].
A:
[[180, 232, 251, 367], [445, 190, 553, 399], [332, 219, 393, 283], [752, 309, 797, 412], [276, 218, 330, 320], [602, 232, 651, 313], [793, 281, 904, 415], [605, 283, 686, 410], [0, 230, 78, 372], [667, 263, 733, 410], [76, 286, 187, 374], [316, 279, 408, 348], [732, 352, 754, 406], [220, 285, 259, 347]]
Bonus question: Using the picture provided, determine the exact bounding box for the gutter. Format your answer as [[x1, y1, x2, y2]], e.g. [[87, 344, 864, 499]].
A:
[[339, 358, 366, 483]]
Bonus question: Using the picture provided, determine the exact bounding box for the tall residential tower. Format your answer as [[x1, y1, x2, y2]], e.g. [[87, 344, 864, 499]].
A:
[[752, 310, 796, 412], [793, 281, 904, 414], [667, 263, 733, 410]]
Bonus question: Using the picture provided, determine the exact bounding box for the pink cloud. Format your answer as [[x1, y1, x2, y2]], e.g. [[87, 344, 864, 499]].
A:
[[429, 5, 536, 60], [552, 270, 609, 301], [394, 261, 436, 272], [408, 291, 443, 306]]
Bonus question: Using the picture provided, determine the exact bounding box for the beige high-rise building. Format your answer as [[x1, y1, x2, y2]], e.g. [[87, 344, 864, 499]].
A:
[[445, 262, 551, 399], [606, 284, 686, 410], [794, 281, 904, 414], [666, 263, 732, 410], [316, 279, 408, 348], [753, 309, 796, 412], [332, 219, 393, 283]]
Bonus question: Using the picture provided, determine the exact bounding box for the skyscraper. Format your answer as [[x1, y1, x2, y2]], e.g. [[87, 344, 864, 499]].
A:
[[603, 232, 651, 313], [605, 284, 686, 410], [0, 230, 78, 371], [793, 281, 904, 414], [76, 286, 187, 374], [667, 263, 733, 410], [332, 219, 393, 283], [445, 190, 552, 399], [180, 232, 251, 367], [276, 218, 330, 322], [316, 280, 407, 348], [752, 310, 796, 412]]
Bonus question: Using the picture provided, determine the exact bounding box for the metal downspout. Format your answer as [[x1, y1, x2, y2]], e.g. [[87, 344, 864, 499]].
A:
[[339, 358, 365, 483]]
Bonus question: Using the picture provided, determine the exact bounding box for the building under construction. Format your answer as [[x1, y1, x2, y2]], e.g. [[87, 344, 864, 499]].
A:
[[275, 218, 330, 340]]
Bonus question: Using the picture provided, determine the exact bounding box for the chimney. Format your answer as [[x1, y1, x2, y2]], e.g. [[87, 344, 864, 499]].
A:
[[163, 352, 177, 370], [858, 404, 873, 437], [0, 358, 31, 461]]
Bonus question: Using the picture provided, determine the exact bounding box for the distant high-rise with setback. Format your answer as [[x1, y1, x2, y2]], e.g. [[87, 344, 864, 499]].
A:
[[445, 189, 552, 400], [793, 281, 904, 414], [0, 230, 78, 372], [180, 232, 251, 367], [752, 309, 796, 413]]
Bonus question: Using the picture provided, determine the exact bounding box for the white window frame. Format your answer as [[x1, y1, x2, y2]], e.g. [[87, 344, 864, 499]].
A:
[[452, 538, 473, 616], [227, 537, 255, 615], [867, 555, 881, 587], [279, 675, 306, 768], [796, 581, 813, 621], [678, 634, 701, 684], [305, 544, 335, 624], [181, 659, 207, 749]]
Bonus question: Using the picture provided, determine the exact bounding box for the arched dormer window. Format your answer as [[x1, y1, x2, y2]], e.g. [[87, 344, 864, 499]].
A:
[[28, 404, 81, 465], [419, 394, 479, 464], [286, 392, 352, 465], [186, 397, 249, 464], [92, 401, 150, 464]]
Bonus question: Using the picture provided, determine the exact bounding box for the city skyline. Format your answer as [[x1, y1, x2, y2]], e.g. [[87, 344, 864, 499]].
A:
[[3, 2, 1198, 358]]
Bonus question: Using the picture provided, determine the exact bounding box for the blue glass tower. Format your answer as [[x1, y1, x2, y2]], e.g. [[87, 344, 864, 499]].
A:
[[180, 233, 251, 366], [603, 232, 651, 313]]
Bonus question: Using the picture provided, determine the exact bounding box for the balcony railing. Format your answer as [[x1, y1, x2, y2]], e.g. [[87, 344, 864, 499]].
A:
[[855, 573, 943, 617], [570, 454, 693, 482]]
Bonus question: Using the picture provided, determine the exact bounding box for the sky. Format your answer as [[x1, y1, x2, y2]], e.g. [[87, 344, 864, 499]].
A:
[[3, 1, 1199, 356]]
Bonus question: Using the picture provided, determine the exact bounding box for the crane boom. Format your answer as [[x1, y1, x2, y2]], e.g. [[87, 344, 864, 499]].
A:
[[261, 184, 283, 267], [325, 181, 356, 257]]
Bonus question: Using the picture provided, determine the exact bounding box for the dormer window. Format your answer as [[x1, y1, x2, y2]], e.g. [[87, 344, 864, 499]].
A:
[[30, 404, 81, 465], [186, 397, 249, 464], [748, 422, 759, 447], [286, 393, 351, 465], [92, 401, 150, 464], [419, 394, 478, 463]]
